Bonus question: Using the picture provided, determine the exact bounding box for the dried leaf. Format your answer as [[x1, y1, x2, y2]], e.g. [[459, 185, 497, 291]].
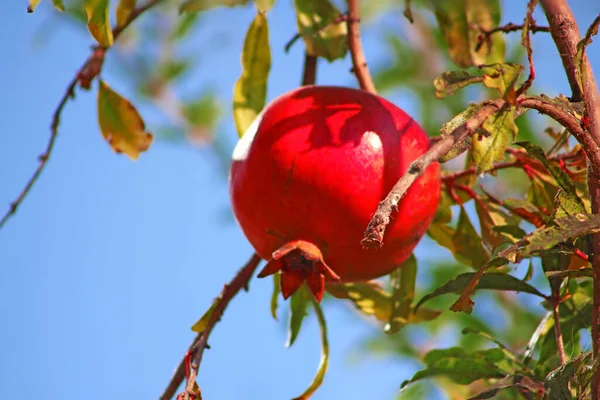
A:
[[179, 0, 250, 14], [433, 71, 484, 99], [233, 12, 271, 137], [472, 106, 518, 174], [292, 298, 329, 400], [97, 80, 153, 160], [116, 0, 135, 27], [85, 0, 114, 47], [293, 0, 347, 61]]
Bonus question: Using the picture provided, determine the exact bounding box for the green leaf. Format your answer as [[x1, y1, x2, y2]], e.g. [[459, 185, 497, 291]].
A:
[[293, 0, 347, 62], [472, 106, 518, 174], [180, 0, 250, 14], [172, 13, 199, 39], [468, 375, 545, 400], [433, 190, 453, 224], [430, 0, 504, 68], [270, 272, 280, 320], [85, 0, 114, 47], [416, 270, 545, 311], [233, 12, 271, 137], [433, 71, 484, 99], [190, 299, 219, 332], [97, 80, 153, 160], [287, 285, 310, 347], [292, 297, 329, 400], [386, 255, 417, 334], [451, 206, 489, 268], [116, 0, 135, 27], [499, 213, 600, 263], [401, 347, 507, 390], [545, 352, 592, 399], [502, 198, 549, 227], [52, 0, 65, 11], [433, 64, 522, 99], [475, 198, 518, 250], [254, 0, 274, 12], [182, 92, 221, 137], [427, 221, 456, 252], [574, 16, 600, 94], [480, 63, 524, 98]]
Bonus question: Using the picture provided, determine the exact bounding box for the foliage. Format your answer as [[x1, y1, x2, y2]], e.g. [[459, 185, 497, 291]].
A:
[[16, 0, 600, 399]]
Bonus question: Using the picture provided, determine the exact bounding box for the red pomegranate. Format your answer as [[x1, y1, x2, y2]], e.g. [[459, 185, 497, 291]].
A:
[[229, 85, 440, 302]]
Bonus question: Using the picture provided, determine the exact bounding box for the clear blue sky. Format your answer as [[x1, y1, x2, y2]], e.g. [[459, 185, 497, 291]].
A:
[[1, 1, 599, 400]]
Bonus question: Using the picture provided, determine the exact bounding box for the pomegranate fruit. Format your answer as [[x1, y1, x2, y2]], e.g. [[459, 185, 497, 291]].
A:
[[229, 85, 440, 302]]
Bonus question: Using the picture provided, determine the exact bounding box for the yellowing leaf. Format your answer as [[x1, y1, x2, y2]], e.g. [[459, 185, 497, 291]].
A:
[[191, 299, 219, 332], [293, 0, 347, 62], [481, 63, 524, 99], [116, 0, 136, 27], [85, 0, 114, 47], [180, 0, 250, 14], [254, 0, 274, 12], [27, 0, 42, 12], [472, 106, 517, 174], [233, 12, 271, 137], [97, 80, 153, 160], [52, 0, 65, 11]]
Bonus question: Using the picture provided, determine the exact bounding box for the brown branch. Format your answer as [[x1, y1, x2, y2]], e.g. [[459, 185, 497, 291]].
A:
[[552, 298, 567, 365], [0, 0, 166, 231], [346, 0, 376, 93], [516, 0, 538, 96], [475, 22, 550, 52], [161, 253, 262, 400], [362, 100, 505, 248]]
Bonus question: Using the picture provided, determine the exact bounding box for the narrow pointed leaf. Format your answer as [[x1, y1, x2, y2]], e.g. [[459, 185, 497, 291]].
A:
[[270, 272, 280, 320], [401, 347, 507, 390], [326, 281, 391, 322], [545, 352, 592, 399], [27, 0, 42, 12], [254, 0, 274, 12], [180, 0, 250, 14], [97, 80, 153, 160], [233, 12, 271, 137], [52, 0, 65, 11], [468, 375, 545, 400], [116, 0, 135, 27], [386, 255, 417, 334], [293, 0, 347, 61], [292, 297, 329, 400], [191, 299, 219, 332], [85, 0, 114, 47], [416, 269, 548, 313], [287, 285, 310, 347], [451, 207, 489, 268]]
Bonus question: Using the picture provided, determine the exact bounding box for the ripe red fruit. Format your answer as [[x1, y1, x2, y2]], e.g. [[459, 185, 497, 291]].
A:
[[229, 85, 440, 302]]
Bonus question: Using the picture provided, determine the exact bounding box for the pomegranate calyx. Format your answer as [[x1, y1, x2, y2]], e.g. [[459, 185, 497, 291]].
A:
[[256, 240, 339, 302]]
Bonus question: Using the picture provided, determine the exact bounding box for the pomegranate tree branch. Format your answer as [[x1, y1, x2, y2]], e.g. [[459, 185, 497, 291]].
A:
[[476, 22, 549, 52], [161, 253, 262, 400], [553, 298, 567, 365], [0, 0, 165, 231], [362, 100, 505, 248], [302, 53, 318, 86], [346, 0, 376, 93]]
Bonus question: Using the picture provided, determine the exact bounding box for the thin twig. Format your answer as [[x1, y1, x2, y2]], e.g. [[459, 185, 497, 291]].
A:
[[346, 0, 376, 93], [362, 100, 505, 248], [475, 22, 550, 52], [553, 300, 567, 365], [516, 0, 538, 96], [0, 0, 166, 231], [302, 53, 318, 86], [161, 254, 262, 400]]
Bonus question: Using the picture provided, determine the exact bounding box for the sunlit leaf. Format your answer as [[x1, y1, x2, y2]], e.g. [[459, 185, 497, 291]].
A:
[[53, 0, 65, 11], [472, 106, 517, 174], [451, 206, 489, 268], [97, 80, 153, 160], [292, 297, 329, 400], [433, 70, 484, 99], [116, 0, 135, 27], [85, 0, 114, 47], [293, 0, 347, 62], [180, 0, 250, 14], [401, 347, 507, 390], [27, 0, 42, 12], [287, 285, 310, 347], [433, 64, 522, 99], [480, 63, 523, 99], [430, 0, 504, 68], [326, 281, 391, 322], [233, 12, 271, 137], [499, 213, 600, 263], [468, 375, 545, 399], [254, 0, 274, 12]]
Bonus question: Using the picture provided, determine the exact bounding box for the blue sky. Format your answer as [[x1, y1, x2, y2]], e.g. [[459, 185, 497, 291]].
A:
[[1, 1, 599, 400]]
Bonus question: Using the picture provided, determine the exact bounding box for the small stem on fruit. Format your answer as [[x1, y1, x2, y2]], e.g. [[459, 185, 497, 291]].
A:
[[302, 53, 318, 86], [346, 0, 377, 93], [362, 100, 504, 248], [160, 253, 262, 400]]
